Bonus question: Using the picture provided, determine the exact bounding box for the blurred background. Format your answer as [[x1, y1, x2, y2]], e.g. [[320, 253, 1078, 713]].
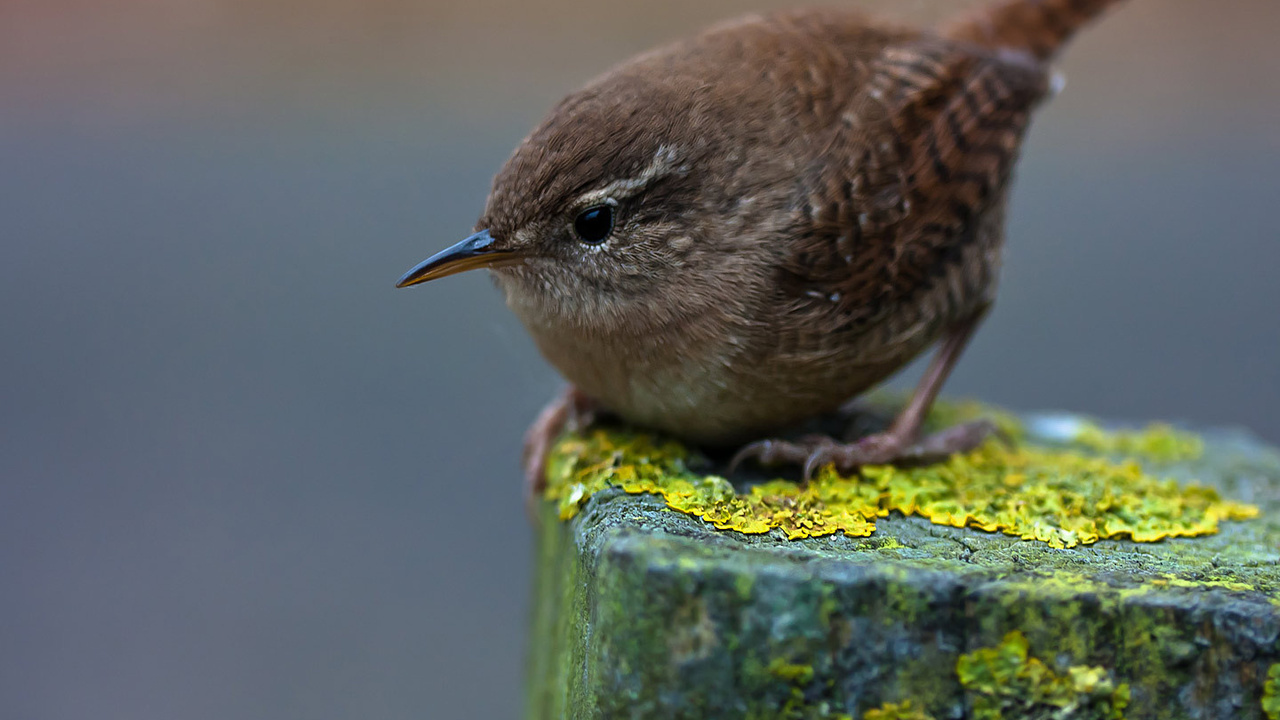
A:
[[2, 0, 1277, 717]]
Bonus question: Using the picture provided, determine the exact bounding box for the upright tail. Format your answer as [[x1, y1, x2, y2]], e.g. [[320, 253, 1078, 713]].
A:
[[940, 0, 1125, 61]]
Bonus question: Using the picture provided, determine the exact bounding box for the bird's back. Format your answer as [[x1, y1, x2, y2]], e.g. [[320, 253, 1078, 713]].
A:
[[495, 1, 1123, 445]]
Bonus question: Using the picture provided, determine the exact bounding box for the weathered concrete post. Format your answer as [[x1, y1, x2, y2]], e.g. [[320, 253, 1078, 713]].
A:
[[527, 403, 1280, 720]]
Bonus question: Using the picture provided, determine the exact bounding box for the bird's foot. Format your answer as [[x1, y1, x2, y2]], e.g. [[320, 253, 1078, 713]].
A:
[[730, 419, 998, 480], [523, 386, 596, 520]]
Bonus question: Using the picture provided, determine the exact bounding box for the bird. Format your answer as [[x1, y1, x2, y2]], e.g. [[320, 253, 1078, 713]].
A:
[[397, 0, 1126, 500]]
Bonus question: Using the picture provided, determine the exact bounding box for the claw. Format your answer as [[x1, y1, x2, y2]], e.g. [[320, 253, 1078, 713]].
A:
[[523, 386, 595, 522], [802, 452, 826, 481], [727, 442, 764, 476], [730, 438, 804, 474], [729, 419, 1000, 479], [911, 419, 997, 461]]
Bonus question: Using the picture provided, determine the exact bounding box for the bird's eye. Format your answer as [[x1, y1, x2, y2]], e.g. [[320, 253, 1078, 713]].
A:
[[573, 205, 615, 245]]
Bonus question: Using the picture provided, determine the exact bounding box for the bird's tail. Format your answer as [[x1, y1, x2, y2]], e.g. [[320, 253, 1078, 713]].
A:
[[940, 0, 1125, 61]]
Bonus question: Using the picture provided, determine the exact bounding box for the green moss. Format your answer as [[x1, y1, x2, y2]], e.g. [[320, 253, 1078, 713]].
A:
[[542, 401, 1256, 548], [1145, 574, 1255, 593], [525, 480, 593, 719], [956, 631, 1129, 719], [742, 657, 849, 720], [1264, 664, 1280, 720], [862, 700, 934, 720], [744, 628, 1136, 719], [769, 659, 816, 685]]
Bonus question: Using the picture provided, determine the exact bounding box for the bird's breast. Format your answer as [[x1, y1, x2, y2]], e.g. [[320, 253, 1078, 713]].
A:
[[522, 315, 750, 443], [514, 304, 922, 446]]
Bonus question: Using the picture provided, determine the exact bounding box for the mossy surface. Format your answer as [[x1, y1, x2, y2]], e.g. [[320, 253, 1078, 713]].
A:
[[544, 402, 1254, 548], [1265, 664, 1280, 720], [527, 406, 1280, 720], [863, 700, 934, 720], [857, 632, 1131, 720], [956, 631, 1128, 719]]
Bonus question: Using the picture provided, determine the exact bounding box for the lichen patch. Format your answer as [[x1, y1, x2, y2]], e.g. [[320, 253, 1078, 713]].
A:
[[862, 700, 934, 719], [956, 631, 1129, 719], [1264, 663, 1280, 720], [543, 404, 1256, 548]]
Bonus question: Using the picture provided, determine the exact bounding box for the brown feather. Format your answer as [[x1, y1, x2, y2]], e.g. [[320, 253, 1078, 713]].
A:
[[779, 36, 1048, 353], [439, 2, 1127, 445], [942, 0, 1126, 60]]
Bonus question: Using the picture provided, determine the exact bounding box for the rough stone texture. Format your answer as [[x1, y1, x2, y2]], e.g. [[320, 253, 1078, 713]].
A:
[[526, 417, 1280, 720]]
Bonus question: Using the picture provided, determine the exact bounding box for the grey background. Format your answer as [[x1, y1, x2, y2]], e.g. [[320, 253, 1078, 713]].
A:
[[2, 0, 1277, 718]]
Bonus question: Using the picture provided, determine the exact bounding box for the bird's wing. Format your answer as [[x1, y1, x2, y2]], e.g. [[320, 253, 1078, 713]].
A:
[[780, 37, 1050, 332]]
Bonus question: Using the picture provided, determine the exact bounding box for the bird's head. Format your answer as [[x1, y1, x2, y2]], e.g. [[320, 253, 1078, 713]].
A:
[[396, 71, 776, 335]]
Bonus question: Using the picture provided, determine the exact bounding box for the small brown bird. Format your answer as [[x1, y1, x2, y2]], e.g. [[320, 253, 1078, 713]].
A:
[[398, 0, 1124, 497]]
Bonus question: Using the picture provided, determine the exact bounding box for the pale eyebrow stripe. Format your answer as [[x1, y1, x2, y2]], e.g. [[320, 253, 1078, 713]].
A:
[[571, 145, 683, 207]]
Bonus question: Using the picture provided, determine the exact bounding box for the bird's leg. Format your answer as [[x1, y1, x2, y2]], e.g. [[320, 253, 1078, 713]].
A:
[[731, 305, 995, 479], [523, 385, 596, 516]]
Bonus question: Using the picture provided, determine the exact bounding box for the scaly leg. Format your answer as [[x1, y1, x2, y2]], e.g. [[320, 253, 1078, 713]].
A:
[[731, 305, 995, 479], [523, 385, 596, 517]]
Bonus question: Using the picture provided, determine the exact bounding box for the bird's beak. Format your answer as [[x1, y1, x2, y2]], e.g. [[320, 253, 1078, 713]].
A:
[[395, 229, 522, 288]]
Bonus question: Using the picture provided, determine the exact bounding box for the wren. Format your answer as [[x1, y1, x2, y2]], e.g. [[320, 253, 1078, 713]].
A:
[[398, 0, 1125, 497]]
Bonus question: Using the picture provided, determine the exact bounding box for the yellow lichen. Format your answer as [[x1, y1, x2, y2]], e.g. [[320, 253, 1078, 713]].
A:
[[897, 395, 1203, 464], [544, 416, 1256, 548], [1264, 663, 1280, 720], [858, 444, 1255, 547], [956, 631, 1129, 720], [545, 430, 880, 538], [755, 658, 851, 720], [862, 700, 934, 720], [1067, 421, 1203, 463], [768, 658, 816, 685], [1146, 574, 1255, 593]]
